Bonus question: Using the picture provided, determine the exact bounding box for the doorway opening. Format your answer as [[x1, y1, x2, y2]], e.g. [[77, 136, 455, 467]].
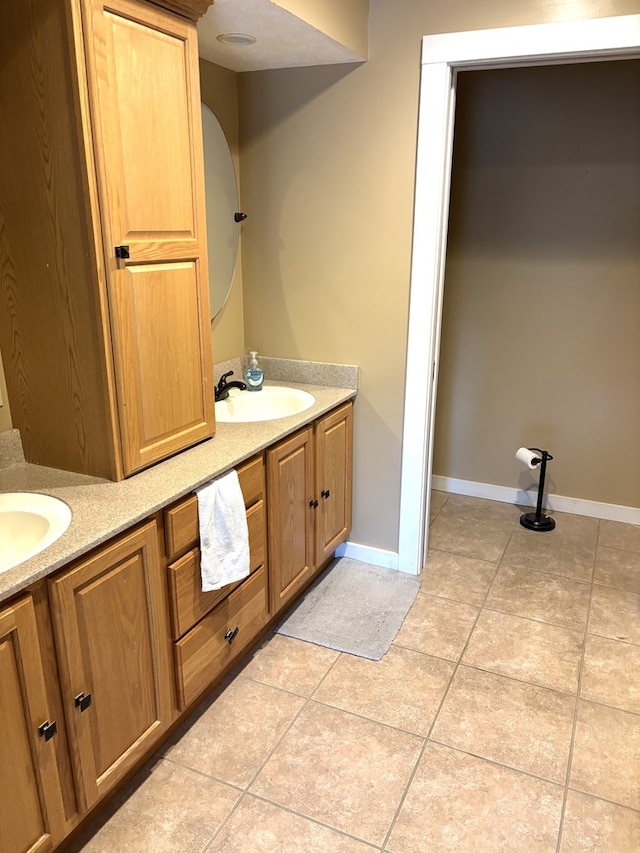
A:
[[398, 15, 640, 575]]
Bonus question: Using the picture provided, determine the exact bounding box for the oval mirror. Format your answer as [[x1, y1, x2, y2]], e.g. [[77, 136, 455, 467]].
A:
[[201, 102, 240, 319]]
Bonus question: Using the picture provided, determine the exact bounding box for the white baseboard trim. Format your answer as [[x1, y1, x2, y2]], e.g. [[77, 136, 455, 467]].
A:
[[335, 541, 401, 571], [431, 475, 640, 526]]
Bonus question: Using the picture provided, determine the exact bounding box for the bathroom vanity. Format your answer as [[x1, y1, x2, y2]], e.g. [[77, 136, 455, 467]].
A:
[[0, 384, 354, 852]]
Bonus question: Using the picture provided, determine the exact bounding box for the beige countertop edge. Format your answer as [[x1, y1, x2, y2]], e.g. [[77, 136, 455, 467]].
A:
[[0, 383, 356, 604]]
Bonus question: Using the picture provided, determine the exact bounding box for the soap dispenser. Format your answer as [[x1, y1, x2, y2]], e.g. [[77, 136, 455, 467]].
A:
[[244, 351, 264, 392]]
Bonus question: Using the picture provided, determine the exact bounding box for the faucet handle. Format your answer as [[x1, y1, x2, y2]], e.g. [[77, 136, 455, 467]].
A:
[[216, 371, 233, 391]]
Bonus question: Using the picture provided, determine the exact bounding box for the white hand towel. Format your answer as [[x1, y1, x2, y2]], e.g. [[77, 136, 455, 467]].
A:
[[196, 470, 250, 592]]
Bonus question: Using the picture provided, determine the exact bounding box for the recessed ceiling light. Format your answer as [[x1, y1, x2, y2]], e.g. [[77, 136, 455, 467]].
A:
[[216, 33, 257, 46]]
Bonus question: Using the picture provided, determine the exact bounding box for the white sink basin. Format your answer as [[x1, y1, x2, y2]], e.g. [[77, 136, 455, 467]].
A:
[[0, 493, 72, 575], [215, 385, 315, 423]]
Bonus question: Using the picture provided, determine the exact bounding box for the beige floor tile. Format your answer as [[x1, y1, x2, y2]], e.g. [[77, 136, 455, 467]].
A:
[[250, 701, 422, 845], [581, 635, 640, 713], [238, 633, 339, 697], [430, 489, 449, 520], [208, 795, 376, 853], [387, 742, 563, 853], [422, 549, 497, 606], [542, 512, 599, 545], [486, 565, 590, 630], [161, 677, 304, 788], [599, 520, 640, 554], [313, 645, 454, 736], [440, 494, 522, 524], [68, 758, 240, 853], [560, 790, 640, 852], [502, 529, 595, 581], [429, 513, 513, 562], [594, 546, 640, 593], [431, 666, 575, 782], [589, 585, 640, 644], [462, 610, 583, 693], [570, 700, 640, 809], [394, 592, 479, 661]]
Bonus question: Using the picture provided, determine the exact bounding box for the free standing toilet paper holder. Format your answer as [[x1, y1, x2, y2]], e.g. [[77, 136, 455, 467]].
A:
[[519, 448, 555, 532]]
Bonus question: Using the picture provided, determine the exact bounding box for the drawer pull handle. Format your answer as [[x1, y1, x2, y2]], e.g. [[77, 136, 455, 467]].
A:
[[321, 489, 331, 499], [38, 720, 57, 741], [224, 627, 239, 645], [75, 692, 92, 712]]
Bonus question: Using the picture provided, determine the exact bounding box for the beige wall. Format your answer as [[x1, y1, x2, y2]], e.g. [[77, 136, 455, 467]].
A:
[[238, 0, 639, 553], [199, 59, 246, 363], [433, 61, 640, 508]]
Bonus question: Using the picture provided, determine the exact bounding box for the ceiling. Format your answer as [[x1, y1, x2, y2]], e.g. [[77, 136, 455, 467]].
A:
[[197, 0, 366, 72]]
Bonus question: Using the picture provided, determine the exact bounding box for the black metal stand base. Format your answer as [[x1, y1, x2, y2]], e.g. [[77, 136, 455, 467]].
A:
[[520, 512, 556, 532]]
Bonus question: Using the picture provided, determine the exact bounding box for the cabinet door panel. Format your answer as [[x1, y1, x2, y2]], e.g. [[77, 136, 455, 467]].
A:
[[268, 427, 315, 614], [86, 0, 205, 258], [49, 521, 172, 811], [315, 403, 353, 565], [110, 261, 214, 475], [0, 597, 66, 853]]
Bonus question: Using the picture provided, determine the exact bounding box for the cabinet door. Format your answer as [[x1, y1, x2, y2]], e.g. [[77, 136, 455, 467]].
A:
[[315, 403, 354, 566], [83, 0, 214, 475], [267, 426, 315, 615], [0, 597, 66, 853], [49, 521, 173, 812]]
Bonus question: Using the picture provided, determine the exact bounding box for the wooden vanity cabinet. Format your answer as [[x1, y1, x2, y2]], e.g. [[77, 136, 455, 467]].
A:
[[0, 596, 68, 853], [48, 520, 174, 813], [0, 0, 213, 480], [268, 402, 353, 615]]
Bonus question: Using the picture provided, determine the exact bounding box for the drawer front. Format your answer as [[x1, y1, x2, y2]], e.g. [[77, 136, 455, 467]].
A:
[[167, 497, 267, 640], [164, 454, 265, 562], [237, 454, 265, 508], [174, 566, 268, 710], [168, 549, 234, 640], [246, 499, 266, 573], [165, 495, 199, 561]]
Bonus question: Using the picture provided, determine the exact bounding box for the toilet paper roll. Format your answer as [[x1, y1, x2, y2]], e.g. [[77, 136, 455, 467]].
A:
[[515, 447, 540, 469]]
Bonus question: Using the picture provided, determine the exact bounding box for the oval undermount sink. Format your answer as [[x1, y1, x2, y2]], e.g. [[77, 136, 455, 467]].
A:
[[215, 385, 315, 423], [0, 493, 72, 575]]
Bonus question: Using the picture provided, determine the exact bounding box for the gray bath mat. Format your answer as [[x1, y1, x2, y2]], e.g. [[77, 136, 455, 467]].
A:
[[275, 557, 421, 660]]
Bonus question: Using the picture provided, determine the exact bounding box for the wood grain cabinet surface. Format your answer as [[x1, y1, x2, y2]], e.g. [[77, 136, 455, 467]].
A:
[[268, 402, 353, 615], [165, 454, 270, 709], [0, 596, 68, 853], [48, 520, 174, 813], [0, 0, 213, 480]]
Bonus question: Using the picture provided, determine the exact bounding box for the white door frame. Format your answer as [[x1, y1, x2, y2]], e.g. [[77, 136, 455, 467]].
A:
[[398, 14, 640, 575]]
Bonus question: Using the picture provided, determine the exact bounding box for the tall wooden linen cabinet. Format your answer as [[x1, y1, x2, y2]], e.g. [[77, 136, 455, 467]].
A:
[[0, 0, 214, 479]]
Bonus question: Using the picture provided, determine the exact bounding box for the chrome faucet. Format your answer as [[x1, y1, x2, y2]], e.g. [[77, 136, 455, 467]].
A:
[[214, 370, 247, 402]]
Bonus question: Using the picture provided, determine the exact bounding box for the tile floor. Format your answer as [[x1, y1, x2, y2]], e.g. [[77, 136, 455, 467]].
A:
[[70, 492, 640, 852]]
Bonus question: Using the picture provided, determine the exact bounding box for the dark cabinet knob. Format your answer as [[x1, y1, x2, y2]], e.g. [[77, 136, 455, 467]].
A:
[[321, 489, 331, 499], [75, 692, 92, 712], [309, 499, 318, 509], [38, 720, 57, 741], [114, 245, 130, 259], [224, 627, 239, 645]]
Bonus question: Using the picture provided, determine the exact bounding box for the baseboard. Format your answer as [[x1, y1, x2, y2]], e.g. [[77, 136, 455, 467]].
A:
[[431, 475, 640, 526], [335, 541, 400, 571]]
